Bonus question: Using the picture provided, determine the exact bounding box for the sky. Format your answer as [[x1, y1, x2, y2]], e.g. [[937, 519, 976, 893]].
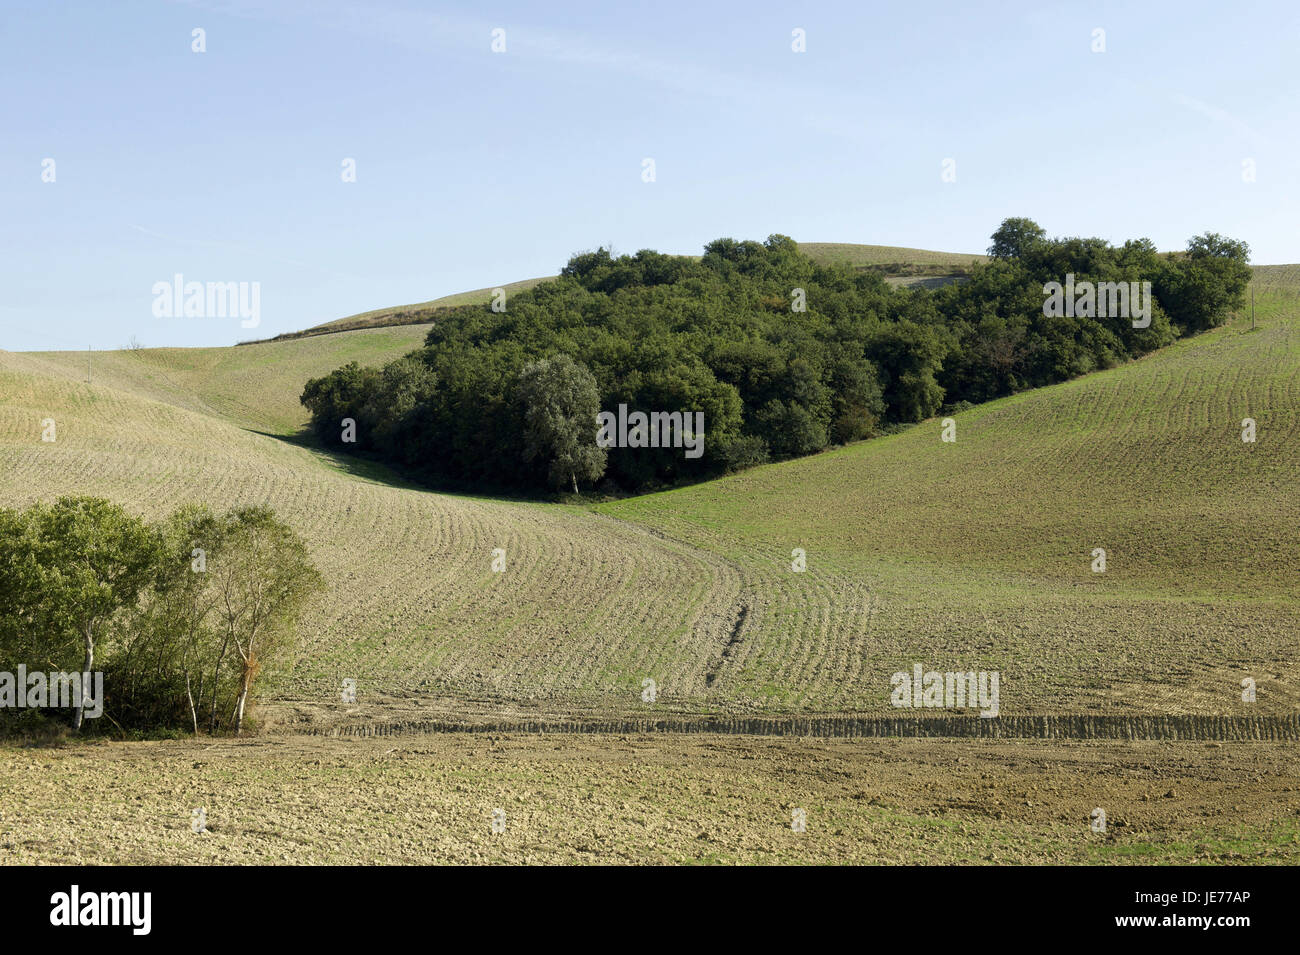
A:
[[2, 0, 1298, 350]]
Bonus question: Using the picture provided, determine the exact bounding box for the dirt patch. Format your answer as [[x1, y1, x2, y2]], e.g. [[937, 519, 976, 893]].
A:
[[2, 735, 1296, 864]]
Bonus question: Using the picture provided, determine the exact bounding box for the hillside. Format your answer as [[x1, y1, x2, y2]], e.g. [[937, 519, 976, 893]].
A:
[[1, 262, 1295, 724], [264, 242, 987, 344], [280, 277, 552, 341], [5, 324, 433, 436], [799, 242, 987, 269], [601, 274, 1300, 713], [0, 334, 743, 719]]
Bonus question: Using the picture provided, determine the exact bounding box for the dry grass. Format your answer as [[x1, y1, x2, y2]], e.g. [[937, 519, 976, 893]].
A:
[[798, 242, 988, 269], [1, 324, 432, 436]]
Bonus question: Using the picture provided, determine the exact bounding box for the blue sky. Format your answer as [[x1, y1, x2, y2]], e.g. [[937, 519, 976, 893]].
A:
[[2, 0, 1297, 349]]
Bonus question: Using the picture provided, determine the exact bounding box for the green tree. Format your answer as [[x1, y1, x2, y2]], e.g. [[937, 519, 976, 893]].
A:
[[22, 498, 161, 731], [0, 508, 39, 673], [1156, 233, 1252, 332], [517, 355, 608, 493], [119, 504, 227, 733], [868, 321, 949, 422], [208, 507, 322, 735], [300, 361, 382, 448], [299, 225, 1254, 495], [988, 217, 1047, 260]]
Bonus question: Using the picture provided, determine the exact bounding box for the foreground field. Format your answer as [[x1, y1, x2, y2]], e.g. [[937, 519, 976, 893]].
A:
[[1, 736, 1295, 865]]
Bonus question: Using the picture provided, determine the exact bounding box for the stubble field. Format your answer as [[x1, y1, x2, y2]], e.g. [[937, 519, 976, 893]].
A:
[[2, 734, 1296, 865]]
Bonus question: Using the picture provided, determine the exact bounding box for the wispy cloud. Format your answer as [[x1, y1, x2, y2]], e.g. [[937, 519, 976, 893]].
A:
[[1170, 92, 1267, 147], [166, 0, 881, 144]]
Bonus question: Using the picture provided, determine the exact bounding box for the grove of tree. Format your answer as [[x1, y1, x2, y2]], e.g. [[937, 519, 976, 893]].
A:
[[0, 499, 322, 736], [301, 220, 1251, 495]]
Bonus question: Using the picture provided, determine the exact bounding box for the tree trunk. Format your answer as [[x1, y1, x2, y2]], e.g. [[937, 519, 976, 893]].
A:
[[193, 668, 207, 735], [73, 624, 93, 732], [186, 676, 198, 735], [208, 631, 231, 733], [183, 647, 198, 735], [571, 472, 578, 495], [233, 668, 252, 736]]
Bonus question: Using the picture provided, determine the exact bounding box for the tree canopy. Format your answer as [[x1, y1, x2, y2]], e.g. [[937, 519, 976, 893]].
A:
[[301, 220, 1251, 495], [0, 499, 321, 736]]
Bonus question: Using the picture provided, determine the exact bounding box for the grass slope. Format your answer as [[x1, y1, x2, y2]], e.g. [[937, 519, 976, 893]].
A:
[[288, 243, 987, 340], [294, 277, 552, 338], [0, 335, 742, 715], [0, 266, 1295, 721], [799, 242, 988, 269], [2, 324, 433, 436], [600, 277, 1300, 714]]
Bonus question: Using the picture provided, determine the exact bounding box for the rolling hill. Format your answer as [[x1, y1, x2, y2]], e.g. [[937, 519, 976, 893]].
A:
[[1, 247, 1295, 726], [253, 242, 989, 344]]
